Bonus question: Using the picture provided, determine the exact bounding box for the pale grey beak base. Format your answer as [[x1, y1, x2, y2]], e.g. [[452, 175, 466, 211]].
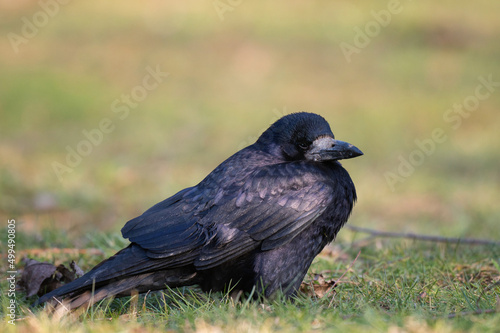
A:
[[306, 136, 363, 161]]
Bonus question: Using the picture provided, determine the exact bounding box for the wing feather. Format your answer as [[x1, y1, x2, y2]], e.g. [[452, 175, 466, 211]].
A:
[[121, 161, 334, 270]]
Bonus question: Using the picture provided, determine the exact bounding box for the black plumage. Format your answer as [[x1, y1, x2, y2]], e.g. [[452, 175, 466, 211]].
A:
[[36, 112, 362, 309]]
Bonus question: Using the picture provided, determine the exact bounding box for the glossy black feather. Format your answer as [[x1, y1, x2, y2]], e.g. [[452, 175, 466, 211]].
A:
[[36, 112, 360, 308]]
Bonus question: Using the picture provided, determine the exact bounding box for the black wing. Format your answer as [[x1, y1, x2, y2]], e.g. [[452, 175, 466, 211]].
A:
[[121, 161, 335, 270]]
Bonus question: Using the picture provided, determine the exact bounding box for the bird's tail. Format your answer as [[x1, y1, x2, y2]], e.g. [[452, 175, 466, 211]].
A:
[[35, 244, 198, 310], [50, 270, 195, 310]]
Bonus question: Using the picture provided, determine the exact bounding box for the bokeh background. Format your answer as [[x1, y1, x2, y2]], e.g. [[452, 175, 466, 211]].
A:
[[1, 1, 499, 248]]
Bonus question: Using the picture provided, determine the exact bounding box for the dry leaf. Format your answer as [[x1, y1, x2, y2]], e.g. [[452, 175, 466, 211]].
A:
[[300, 273, 336, 298], [17, 258, 57, 297], [17, 257, 84, 298]]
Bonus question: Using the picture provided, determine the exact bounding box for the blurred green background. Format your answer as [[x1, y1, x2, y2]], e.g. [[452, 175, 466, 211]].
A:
[[1, 0, 499, 246]]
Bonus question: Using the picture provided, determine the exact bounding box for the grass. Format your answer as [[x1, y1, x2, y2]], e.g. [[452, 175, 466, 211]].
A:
[[1, 0, 499, 331], [1, 229, 499, 332]]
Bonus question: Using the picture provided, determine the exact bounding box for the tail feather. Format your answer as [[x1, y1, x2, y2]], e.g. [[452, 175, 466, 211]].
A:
[[48, 270, 198, 310], [35, 244, 199, 309]]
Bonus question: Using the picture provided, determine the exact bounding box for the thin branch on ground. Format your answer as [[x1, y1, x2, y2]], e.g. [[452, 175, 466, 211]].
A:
[[346, 225, 500, 246]]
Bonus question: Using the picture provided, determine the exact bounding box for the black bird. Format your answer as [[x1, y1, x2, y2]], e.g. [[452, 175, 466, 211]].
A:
[[36, 112, 362, 309]]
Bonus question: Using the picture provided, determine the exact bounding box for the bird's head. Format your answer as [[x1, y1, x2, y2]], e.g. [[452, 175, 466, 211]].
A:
[[256, 112, 363, 162]]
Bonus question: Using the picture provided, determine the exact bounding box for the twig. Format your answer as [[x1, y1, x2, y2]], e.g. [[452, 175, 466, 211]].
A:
[[346, 226, 500, 246], [328, 250, 361, 308]]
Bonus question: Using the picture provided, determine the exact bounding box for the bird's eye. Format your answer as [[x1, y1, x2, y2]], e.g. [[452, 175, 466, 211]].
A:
[[298, 142, 309, 150]]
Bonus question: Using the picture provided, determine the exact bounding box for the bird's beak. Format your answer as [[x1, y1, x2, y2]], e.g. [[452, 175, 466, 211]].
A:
[[307, 136, 363, 162]]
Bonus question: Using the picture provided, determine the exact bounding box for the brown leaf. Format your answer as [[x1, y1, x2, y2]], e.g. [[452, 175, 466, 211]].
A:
[[17, 258, 57, 297], [300, 273, 336, 298], [17, 257, 85, 298], [56, 264, 76, 282], [70, 261, 84, 277], [417, 291, 428, 301], [453, 261, 500, 286]]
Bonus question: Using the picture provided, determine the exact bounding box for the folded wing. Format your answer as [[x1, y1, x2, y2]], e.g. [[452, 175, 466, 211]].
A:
[[121, 162, 334, 270]]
